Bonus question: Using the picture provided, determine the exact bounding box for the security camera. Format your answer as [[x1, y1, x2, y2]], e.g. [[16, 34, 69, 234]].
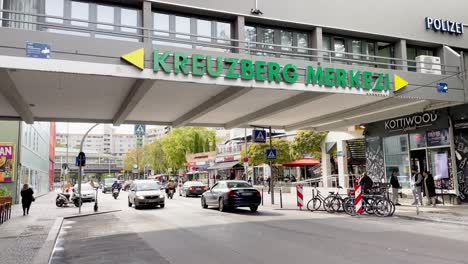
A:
[[250, 8, 263, 15]]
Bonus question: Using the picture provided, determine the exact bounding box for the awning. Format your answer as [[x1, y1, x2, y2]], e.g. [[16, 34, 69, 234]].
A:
[[283, 158, 320, 167], [208, 161, 240, 170]]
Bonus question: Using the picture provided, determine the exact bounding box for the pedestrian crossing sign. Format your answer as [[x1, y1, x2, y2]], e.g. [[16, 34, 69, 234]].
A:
[[266, 149, 277, 161], [134, 124, 146, 136], [253, 129, 267, 143]]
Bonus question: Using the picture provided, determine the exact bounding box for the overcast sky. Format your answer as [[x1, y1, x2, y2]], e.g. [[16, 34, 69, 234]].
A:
[[56, 123, 159, 134]]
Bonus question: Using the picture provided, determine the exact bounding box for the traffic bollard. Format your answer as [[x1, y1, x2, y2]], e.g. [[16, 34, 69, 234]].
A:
[[279, 188, 283, 209], [261, 188, 264, 206]]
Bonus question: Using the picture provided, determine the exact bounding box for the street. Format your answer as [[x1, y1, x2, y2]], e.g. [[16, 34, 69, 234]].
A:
[[49, 191, 468, 264]]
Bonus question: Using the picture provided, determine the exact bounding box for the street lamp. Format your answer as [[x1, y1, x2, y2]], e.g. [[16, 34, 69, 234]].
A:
[[78, 123, 100, 214]]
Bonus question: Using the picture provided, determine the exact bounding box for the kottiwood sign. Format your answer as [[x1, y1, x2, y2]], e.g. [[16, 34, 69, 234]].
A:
[[121, 49, 408, 92], [385, 112, 439, 131]]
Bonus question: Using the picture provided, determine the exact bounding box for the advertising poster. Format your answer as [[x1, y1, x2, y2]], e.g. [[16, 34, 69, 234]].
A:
[[426, 129, 449, 147], [0, 143, 15, 183]]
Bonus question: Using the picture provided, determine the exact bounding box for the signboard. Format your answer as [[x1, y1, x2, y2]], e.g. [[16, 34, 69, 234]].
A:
[[437, 82, 448, 93], [253, 129, 266, 143], [337, 151, 343, 157], [123, 49, 408, 93], [266, 149, 277, 161], [75, 152, 86, 166], [134, 124, 146, 137], [26, 42, 51, 59], [384, 112, 438, 132], [425, 17, 464, 35], [0, 143, 15, 183]]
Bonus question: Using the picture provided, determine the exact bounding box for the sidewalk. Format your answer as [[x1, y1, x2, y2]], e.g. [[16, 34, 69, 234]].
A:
[[0, 189, 118, 264], [259, 189, 468, 226]]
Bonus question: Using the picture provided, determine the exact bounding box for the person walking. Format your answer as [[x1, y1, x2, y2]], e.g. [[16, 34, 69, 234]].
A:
[[359, 173, 373, 194], [20, 184, 34, 216], [422, 171, 437, 207], [389, 171, 401, 205], [266, 177, 271, 194], [411, 168, 423, 206]]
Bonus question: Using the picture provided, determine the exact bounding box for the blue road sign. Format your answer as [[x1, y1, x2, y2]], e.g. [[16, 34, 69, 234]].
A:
[[437, 82, 448, 93], [26, 42, 51, 59], [253, 129, 266, 143], [134, 124, 146, 136], [75, 152, 86, 166], [266, 149, 277, 161]]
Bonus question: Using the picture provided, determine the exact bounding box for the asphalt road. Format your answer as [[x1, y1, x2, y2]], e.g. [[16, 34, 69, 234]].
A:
[[51, 191, 468, 264]]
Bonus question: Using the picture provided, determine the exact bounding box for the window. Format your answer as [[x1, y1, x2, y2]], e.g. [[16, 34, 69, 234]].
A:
[[383, 135, 410, 183], [153, 12, 232, 52], [71, 1, 89, 28], [121, 8, 137, 33], [406, 46, 436, 72], [97, 5, 114, 30], [245, 25, 309, 59], [45, 0, 63, 24]]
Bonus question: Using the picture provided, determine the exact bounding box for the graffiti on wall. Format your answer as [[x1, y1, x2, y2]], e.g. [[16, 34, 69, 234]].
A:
[[454, 122, 468, 201], [365, 136, 385, 182]]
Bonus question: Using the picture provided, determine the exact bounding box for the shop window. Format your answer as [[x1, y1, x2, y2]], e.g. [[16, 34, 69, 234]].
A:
[[383, 135, 410, 187], [244, 25, 309, 59]]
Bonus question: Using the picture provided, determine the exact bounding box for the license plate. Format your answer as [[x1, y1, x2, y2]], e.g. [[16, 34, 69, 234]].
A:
[[242, 192, 253, 196], [196, 188, 202, 190]]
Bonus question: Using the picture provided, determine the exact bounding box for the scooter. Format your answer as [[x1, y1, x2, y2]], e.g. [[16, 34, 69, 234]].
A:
[[112, 188, 119, 199], [56, 190, 82, 207]]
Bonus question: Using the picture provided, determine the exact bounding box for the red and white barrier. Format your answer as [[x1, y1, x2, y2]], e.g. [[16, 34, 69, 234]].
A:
[[354, 184, 363, 214], [297, 184, 304, 209]]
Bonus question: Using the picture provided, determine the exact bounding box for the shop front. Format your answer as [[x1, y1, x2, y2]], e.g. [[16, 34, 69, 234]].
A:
[[364, 109, 460, 201], [208, 155, 244, 183], [185, 151, 216, 185]]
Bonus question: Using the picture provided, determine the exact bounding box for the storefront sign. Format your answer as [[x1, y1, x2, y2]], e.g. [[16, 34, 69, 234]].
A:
[[384, 112, 438, 132], [0, 143, 15, 183], [425, 17, 464, 35]]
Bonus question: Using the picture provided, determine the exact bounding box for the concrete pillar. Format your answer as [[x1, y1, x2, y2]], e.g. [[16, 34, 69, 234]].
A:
[[394, 39, 408, 71], [321, 142, 331, 187], [337, 140, 349, 188], [234, 16, 245, 53], [310, 27, 323, 62], [142, 1, 153, 61]]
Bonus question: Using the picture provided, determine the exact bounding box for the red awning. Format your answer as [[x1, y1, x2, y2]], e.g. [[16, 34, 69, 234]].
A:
[[283, 158, 320, 167]]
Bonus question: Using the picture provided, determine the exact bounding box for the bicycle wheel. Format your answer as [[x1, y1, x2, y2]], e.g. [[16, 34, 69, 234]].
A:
[[363, 198, 376, 215], [375, 199, 394, 217], [330, 197, 342, 213], [343, 197, 356, 216], [323, 196, 336, 213], [307, 197, 322, 211]]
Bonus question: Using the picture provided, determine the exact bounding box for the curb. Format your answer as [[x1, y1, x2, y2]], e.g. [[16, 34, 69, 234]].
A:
[[395, 214, 468, 227], [64, 209, 122, 219], [32, 217, 64, 264]]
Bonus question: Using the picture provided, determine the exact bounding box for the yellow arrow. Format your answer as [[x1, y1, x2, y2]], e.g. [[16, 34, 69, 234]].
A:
[[394, 74, 408, 92], [121, 48, 144, 70]]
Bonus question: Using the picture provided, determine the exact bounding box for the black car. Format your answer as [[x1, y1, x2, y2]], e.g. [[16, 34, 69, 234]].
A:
[[179, 181, 207, 197], [201, 180, 261, 212]]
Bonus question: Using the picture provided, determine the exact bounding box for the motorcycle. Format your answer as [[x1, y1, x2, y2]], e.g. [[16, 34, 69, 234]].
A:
[[167, 188, 174, 199], [56, 190, 82, 207], [112, 188, 119, 199]]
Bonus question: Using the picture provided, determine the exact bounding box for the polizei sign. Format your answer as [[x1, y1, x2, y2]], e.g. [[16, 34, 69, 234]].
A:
[[385, 112, 439, 131]]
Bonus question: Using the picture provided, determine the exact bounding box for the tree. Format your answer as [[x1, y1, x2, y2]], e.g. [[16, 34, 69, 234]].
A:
[[147, 139, 168, 174], [123, 147, 149, 173], [240, 139, 294, 166], [290, 130, 327, 159]]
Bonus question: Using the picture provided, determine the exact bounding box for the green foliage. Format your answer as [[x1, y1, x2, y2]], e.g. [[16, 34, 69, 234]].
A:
[[241, 139, 294, 166], [148, 140, 168, 174], [290, 130, 327, 159], [0, 186, 11, 197], [123, 147, 148, 173], [160, 127, 217, 171]]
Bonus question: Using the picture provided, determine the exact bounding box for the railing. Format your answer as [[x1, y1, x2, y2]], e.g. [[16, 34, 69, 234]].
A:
[[0, 8, 460, 74]]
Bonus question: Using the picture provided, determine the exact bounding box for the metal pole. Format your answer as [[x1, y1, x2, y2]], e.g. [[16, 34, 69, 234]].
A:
[[108, 156, 111, 176], [244, 128, 248, 182], [261, 188, 264, 206], [269, 126, 274, 205], [279, 188, 283, 208], [78, 123, 99, 214], [66, 123, 69, 186]]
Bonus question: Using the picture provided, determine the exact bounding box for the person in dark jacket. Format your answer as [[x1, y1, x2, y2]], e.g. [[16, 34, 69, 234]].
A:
[[359, 173, 373, 194], [422, 171, 437, 206], [20, 184, 34, 216], [389, 171, 401, 205]]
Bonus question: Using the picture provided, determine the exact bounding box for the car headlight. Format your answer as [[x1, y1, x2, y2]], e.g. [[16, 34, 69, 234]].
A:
[[159, 194, 165, 198], [137, 195, 145, 200]]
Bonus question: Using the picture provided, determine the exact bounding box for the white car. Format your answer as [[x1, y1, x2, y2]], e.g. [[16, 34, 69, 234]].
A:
[[73, 183, 96, 202], [128, 180, 165, 209]]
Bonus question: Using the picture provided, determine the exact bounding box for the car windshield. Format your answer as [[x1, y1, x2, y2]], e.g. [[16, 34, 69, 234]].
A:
[[105, 178, 117, 185], [227, 182, 252, 188], [74, 184, 94, 191], [137, 181, 161, 191], [187, 181, 204, 186]]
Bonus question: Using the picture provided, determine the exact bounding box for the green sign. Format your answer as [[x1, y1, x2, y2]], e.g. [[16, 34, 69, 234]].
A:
[[153, 50, 391, 91]]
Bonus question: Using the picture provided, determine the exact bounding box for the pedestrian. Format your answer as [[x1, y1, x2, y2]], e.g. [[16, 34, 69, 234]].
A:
[[20, 184, 34, 216], [247, 176, 252, 185], [359, 173, 373, 194], [422, 171, 437, 207], [266, 177, 271, 194], [389, 171, 401, 205], [410, 168, 423, 206]]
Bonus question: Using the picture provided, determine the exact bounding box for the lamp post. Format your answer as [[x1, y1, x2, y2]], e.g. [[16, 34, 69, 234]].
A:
[[78, 123, 99, 214]]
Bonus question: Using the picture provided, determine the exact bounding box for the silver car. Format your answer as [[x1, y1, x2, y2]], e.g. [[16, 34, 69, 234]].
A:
[[128, 180, 165, 209]]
